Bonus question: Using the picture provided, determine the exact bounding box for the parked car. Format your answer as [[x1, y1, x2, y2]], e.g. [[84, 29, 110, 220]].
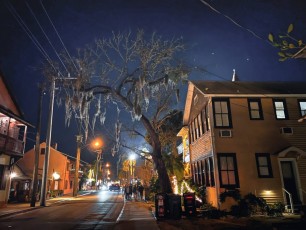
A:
[[109, 184, 120, 191]]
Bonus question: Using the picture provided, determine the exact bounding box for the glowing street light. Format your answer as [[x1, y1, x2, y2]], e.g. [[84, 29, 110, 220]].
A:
[[129, 154, 136, 183]]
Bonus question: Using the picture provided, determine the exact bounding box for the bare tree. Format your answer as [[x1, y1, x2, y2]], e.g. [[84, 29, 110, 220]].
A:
[[45, 30, 189, 193]]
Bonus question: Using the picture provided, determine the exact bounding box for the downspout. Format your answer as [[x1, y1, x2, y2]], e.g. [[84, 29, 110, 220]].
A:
[[208, 98, 221, 209]]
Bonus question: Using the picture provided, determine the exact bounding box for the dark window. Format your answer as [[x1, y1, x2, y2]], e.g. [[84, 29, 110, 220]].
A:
[[70, 180, 73, 189], [255, 153, 273, 178], [205, 159, 210, 187], [273, 99, 288, 120], [213, 98, 232, 128], [209, 157, 215, 186], [298, 99, 306, 117], [217, 153, 239, 188], [40, 148, 46, 155], [0, 165, 6, 190], [201, 160, 206, 186], [248, 98, 263, 120]]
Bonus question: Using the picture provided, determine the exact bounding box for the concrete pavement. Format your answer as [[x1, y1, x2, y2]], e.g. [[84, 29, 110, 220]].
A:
[[0, 191, 159, 229]]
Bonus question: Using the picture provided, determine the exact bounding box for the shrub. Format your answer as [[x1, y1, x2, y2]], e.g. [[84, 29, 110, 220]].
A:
[[219, 189, 241, 203]]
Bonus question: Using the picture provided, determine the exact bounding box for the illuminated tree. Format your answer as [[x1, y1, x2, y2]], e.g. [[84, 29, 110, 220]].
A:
[[45, 30, 189, 193]]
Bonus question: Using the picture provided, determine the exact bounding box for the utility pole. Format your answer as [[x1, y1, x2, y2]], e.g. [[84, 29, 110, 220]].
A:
[[73, 134, 82, 197], [30, 84, 44, 207], [40, 78, 55, 206]]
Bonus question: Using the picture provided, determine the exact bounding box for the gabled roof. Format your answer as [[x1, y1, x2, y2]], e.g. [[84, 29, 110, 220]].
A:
[[192, 81, 306, 95], [183, 80, 306, 125]]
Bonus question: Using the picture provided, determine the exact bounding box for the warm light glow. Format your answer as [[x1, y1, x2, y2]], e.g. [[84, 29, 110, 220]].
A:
[[91, 137, 103, 150], [180, 180, 202, 203], [52, 172, 60, 180], [10, 172, 17, 178], [106, 163, 110, 167], [129, 154, 136, 160]]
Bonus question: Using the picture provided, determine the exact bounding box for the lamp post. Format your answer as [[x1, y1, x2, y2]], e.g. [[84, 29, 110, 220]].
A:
[[73, 134, 82, 197], [95, 149, 102, 190]]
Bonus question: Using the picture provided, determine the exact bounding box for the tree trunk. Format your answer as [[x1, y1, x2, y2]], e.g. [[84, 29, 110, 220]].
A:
[[152, 152, 173, 193], [140, 115, 173, 193]]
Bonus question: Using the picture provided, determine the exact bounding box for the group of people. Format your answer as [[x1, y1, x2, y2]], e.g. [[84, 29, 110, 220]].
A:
[[123, 183, 144, 201]]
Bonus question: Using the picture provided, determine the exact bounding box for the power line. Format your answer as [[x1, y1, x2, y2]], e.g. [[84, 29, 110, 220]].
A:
[[40, 0, 79, 73], [5, 1, 59, 74], [25, 1, 69, 74]]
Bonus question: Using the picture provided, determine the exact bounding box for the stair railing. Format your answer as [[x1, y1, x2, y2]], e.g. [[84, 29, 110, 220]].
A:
[[282, 188, 294, 214]]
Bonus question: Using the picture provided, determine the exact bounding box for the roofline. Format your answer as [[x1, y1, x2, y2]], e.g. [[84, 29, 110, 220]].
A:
[[183, 81, 195, 125], [0, 105, 34, 128], [0, 70, 24, 117], [197, 94, 306, 98]]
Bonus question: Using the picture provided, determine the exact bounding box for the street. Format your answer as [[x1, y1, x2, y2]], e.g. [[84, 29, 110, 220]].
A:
[[0, 190, 124, 230]]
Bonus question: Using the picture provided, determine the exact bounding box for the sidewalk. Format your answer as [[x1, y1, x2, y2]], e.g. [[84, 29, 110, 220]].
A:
[[0, 191, 91, 218]]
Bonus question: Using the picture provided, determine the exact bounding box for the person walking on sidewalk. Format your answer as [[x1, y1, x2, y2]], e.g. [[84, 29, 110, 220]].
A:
[[138, 184, 144, 201], [132, 184, 138, 201]]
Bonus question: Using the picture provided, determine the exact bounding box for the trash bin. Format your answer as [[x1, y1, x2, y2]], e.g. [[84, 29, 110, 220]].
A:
[[168, 194, 182, 219], [155, 193, 167, 219], [183, 192, 196, 217]]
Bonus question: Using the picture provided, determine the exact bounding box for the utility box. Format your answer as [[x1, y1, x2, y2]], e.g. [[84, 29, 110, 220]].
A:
[[155, 193, 167, 219], [168, 194, 182, 219], [183, 192, 196, 217]]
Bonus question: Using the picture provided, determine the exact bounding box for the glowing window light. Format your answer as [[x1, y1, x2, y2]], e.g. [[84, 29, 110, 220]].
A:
[[52, 172, 60, 180], [10, 172, 17, 178]]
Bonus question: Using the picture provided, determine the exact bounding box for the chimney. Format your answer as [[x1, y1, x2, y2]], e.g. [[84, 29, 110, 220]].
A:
[[232, 69, 236, 81], [53, 143, 58, 150], [232, 69, 239, 82]]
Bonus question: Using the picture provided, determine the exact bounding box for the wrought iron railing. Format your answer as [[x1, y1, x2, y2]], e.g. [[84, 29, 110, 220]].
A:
[[0, 133, 24, 156]]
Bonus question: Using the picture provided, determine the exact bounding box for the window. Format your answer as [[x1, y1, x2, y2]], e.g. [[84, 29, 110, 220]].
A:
[[248, 98, 263, 120], [209, 157, 215, 186], [213, 98, 232, 128], [298, 100, 306, 117], [217, 153, 239, 188], [198, 114, 203, 136], [273, 99, 288, 119], [255, 153, 273, 178], [40, 148, 46, 155], [0, 165, 6, 190], [201, 160, 206, 186]]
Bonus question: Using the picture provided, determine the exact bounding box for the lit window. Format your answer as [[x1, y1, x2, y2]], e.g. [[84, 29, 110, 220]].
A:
[[273, 99, 288, 119], [298, 100, 306, 117], [255, 153, 273, 178], [213, 98, 232, 128], [248, 98, 263, 120], [217, 153, 239, 188]]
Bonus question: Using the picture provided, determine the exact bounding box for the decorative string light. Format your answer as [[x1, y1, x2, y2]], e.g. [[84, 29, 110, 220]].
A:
[[180, 180, 202, 203]]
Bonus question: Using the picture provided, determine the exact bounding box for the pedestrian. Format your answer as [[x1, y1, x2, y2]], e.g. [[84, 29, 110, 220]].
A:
[[138, 184, 144, 201], [129, 184, 133, 200], [124, 184, 129, 200], [132, 185, 137, 201]]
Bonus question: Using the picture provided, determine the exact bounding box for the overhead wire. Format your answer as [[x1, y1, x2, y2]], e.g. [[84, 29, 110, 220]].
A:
[[199, 0, 269, 44], [40, 0, 79, 74], [4, 1, 59, 75], [25, 1, 69, 75]]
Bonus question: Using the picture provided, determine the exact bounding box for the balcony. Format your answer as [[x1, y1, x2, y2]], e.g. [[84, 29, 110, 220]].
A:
[[0, 133, 24, 156]]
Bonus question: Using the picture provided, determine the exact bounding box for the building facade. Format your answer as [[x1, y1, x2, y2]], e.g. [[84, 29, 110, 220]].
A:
[[16, 142, 82, 200], [0, 72, 32, 206], [183, 80, 306, 211]]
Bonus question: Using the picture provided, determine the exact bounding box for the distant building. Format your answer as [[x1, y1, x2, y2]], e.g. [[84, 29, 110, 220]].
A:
[[182, 80, 306, 212], [15, 142, 86, 201], [0, 71, 33, 206]]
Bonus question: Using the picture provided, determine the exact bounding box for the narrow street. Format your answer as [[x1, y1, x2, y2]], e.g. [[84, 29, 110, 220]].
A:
[[0, 191, 124, 230]]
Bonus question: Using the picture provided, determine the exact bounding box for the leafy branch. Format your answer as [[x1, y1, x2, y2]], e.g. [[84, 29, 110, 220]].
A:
[[268, 24, 305, 61]]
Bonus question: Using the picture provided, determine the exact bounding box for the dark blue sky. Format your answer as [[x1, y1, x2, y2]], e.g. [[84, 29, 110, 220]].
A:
[[0, 0, 306, 164]]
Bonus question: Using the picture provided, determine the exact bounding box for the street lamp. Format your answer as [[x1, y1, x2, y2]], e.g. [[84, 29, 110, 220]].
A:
[[129, 154, 136, 184], [90, 138, 103, 190]]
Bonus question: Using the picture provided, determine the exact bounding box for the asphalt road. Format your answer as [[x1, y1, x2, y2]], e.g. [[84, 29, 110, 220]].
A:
[[0, 190, 124, 230]]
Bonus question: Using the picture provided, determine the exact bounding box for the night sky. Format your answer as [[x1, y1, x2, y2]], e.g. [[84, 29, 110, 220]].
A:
[[0, 0, 306, 166]]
